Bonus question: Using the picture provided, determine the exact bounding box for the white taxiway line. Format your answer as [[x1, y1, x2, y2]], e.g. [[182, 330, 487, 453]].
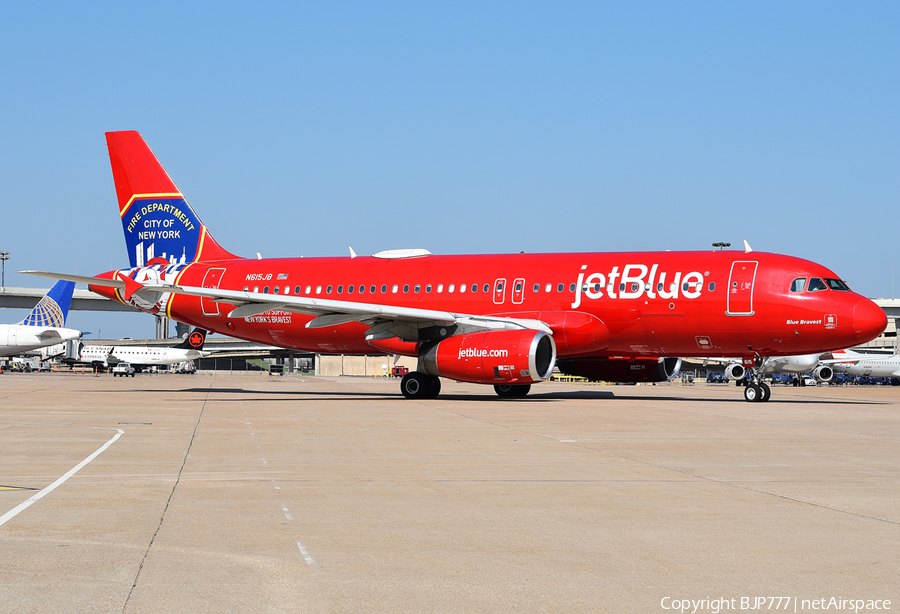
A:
[[0, 427, 124, 528], [297, 541, 317, 567]]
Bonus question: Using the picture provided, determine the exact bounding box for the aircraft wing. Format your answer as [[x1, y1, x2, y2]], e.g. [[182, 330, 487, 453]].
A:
[[36, 329, 66, 341], [19, 270, 127, 289], [818, 357, 862, 365], [21, 270, 552, 342], [160, 282, 553, 341]]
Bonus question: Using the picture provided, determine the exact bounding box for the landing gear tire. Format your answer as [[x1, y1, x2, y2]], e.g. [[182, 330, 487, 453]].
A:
[[494, 384, 531, 398], [426, 376, 441, 399], [401, 372, 441, 400], [744, 384, 761, 402], [758, 382, 771, 402]]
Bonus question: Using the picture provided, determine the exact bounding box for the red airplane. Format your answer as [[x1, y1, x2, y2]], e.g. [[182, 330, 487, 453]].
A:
[[24, 131, 886, 402]]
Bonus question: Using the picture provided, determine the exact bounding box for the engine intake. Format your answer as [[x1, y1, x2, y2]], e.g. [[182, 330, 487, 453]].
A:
[[725, 362, 746, 381], [813, 365, 833, 383], [419, 329, 556, 385]]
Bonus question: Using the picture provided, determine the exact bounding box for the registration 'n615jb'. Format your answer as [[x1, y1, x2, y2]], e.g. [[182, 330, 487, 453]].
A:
[[23, 131, 886, 402]]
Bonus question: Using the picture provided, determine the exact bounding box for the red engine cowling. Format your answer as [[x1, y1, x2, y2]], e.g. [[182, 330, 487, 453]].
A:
[[419, 330, 557, 385], [557, 356, 682, 383]]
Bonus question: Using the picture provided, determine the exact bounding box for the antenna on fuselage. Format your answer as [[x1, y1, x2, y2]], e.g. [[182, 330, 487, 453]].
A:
[[743, 240, 753, 253]]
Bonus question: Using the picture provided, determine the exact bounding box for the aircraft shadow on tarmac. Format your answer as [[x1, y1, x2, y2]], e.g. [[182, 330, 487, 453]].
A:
[[95, 388, 886, 405], [93, 387, 615, 402]]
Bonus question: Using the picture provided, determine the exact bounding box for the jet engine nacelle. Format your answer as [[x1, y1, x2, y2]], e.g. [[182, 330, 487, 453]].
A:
[[556, 356, 682, 383], [725, 362, 746, 381], [419, 329, 556, 385], [813, 365, 833, 383]]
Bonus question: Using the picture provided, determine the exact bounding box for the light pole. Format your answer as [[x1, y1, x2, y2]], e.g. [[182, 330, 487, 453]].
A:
[[0, 251, 9, 288]]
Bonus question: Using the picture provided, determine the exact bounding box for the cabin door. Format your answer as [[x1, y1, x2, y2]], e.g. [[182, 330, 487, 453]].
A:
[[201, 268, 226, 316], [726, 261, 758, 316]]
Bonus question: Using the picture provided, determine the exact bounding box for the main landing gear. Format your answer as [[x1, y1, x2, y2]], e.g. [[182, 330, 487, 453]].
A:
[[493, 384, 531, 398], [399, 373, 534, 400], [400, 371, 441, 400]]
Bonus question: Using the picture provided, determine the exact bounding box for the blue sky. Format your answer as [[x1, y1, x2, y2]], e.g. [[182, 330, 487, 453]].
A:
[[2, 2, 898, 339]]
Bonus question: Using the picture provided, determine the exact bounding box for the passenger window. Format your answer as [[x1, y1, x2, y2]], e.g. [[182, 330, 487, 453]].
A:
[[569, 283, 575, 292], [426, 284, 432, 293], [316, 285, 322, 294], [807, 278, 827, 292], [263, 286, 269, 294], [403, 284, 409, 293], [347, 285, 353, 294], [618, 283, 624, 292], [472, 284, 478, 293], [381, 284, 387, 293], [708, 282, 716, 291], [284, 286, 290, 294], [243, 286, 249, 292], [545, 283, 551, 292], [557, 283, 563, 292], [657, 283, 663, 292], [631, 282, 639, 292], [790, 278, 806, 292], [358, 285, 364, 294], [414, 284, 421, 293], [305, 285, 311, 294], [295, 286, 301, 294], [326, 285, 333, 294], [253, 286, 259, 293], [370, 285, 376, 293], [483, 284, 490, 293], [392, 284, 398, 293], [437, 284, 443, 293], [459, 283, 466, 293], [273, 286, 280, 294], [337, 285, 343, 294], [515, 282, 522, 291], [449, 284, 454, 293]]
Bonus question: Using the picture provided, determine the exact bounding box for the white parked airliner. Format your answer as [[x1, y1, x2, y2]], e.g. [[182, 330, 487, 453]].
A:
[[75, 328, 211, 371], [0, 280, 81, 356]]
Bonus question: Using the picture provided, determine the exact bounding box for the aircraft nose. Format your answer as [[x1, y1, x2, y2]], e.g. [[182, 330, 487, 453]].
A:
[[853, 298, 887, 343]]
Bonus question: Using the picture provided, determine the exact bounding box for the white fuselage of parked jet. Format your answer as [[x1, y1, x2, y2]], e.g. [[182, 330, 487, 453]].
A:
[[0, 324, 82, 356], [79, 343, 209, 367], [759, 354, 821, 375], [828, 349, 900, 379]]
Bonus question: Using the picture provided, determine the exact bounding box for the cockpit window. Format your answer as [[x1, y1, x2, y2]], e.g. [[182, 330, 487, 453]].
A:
[[790, 278, 806, 292], [825, 278, 850, 291], [807, 277, 828, 292]]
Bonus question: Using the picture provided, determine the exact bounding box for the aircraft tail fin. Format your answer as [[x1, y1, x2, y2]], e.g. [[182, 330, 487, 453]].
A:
[[174, 328, 208, 350], [19, 280, 76, 327], [106, 130, 240, 268]]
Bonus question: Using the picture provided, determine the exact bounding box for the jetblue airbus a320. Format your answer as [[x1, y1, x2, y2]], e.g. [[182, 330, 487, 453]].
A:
[[23, 131, 886, 402]]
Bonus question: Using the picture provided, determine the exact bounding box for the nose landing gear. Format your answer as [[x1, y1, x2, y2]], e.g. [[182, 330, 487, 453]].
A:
[[743, 380, 771, 402]]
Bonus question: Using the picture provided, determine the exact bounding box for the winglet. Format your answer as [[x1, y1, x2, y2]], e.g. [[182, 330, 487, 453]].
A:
[[743, 240, 753, 253]]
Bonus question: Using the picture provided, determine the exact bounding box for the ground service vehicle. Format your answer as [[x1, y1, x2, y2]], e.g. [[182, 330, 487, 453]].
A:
[[112, 363, 135, 377]]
